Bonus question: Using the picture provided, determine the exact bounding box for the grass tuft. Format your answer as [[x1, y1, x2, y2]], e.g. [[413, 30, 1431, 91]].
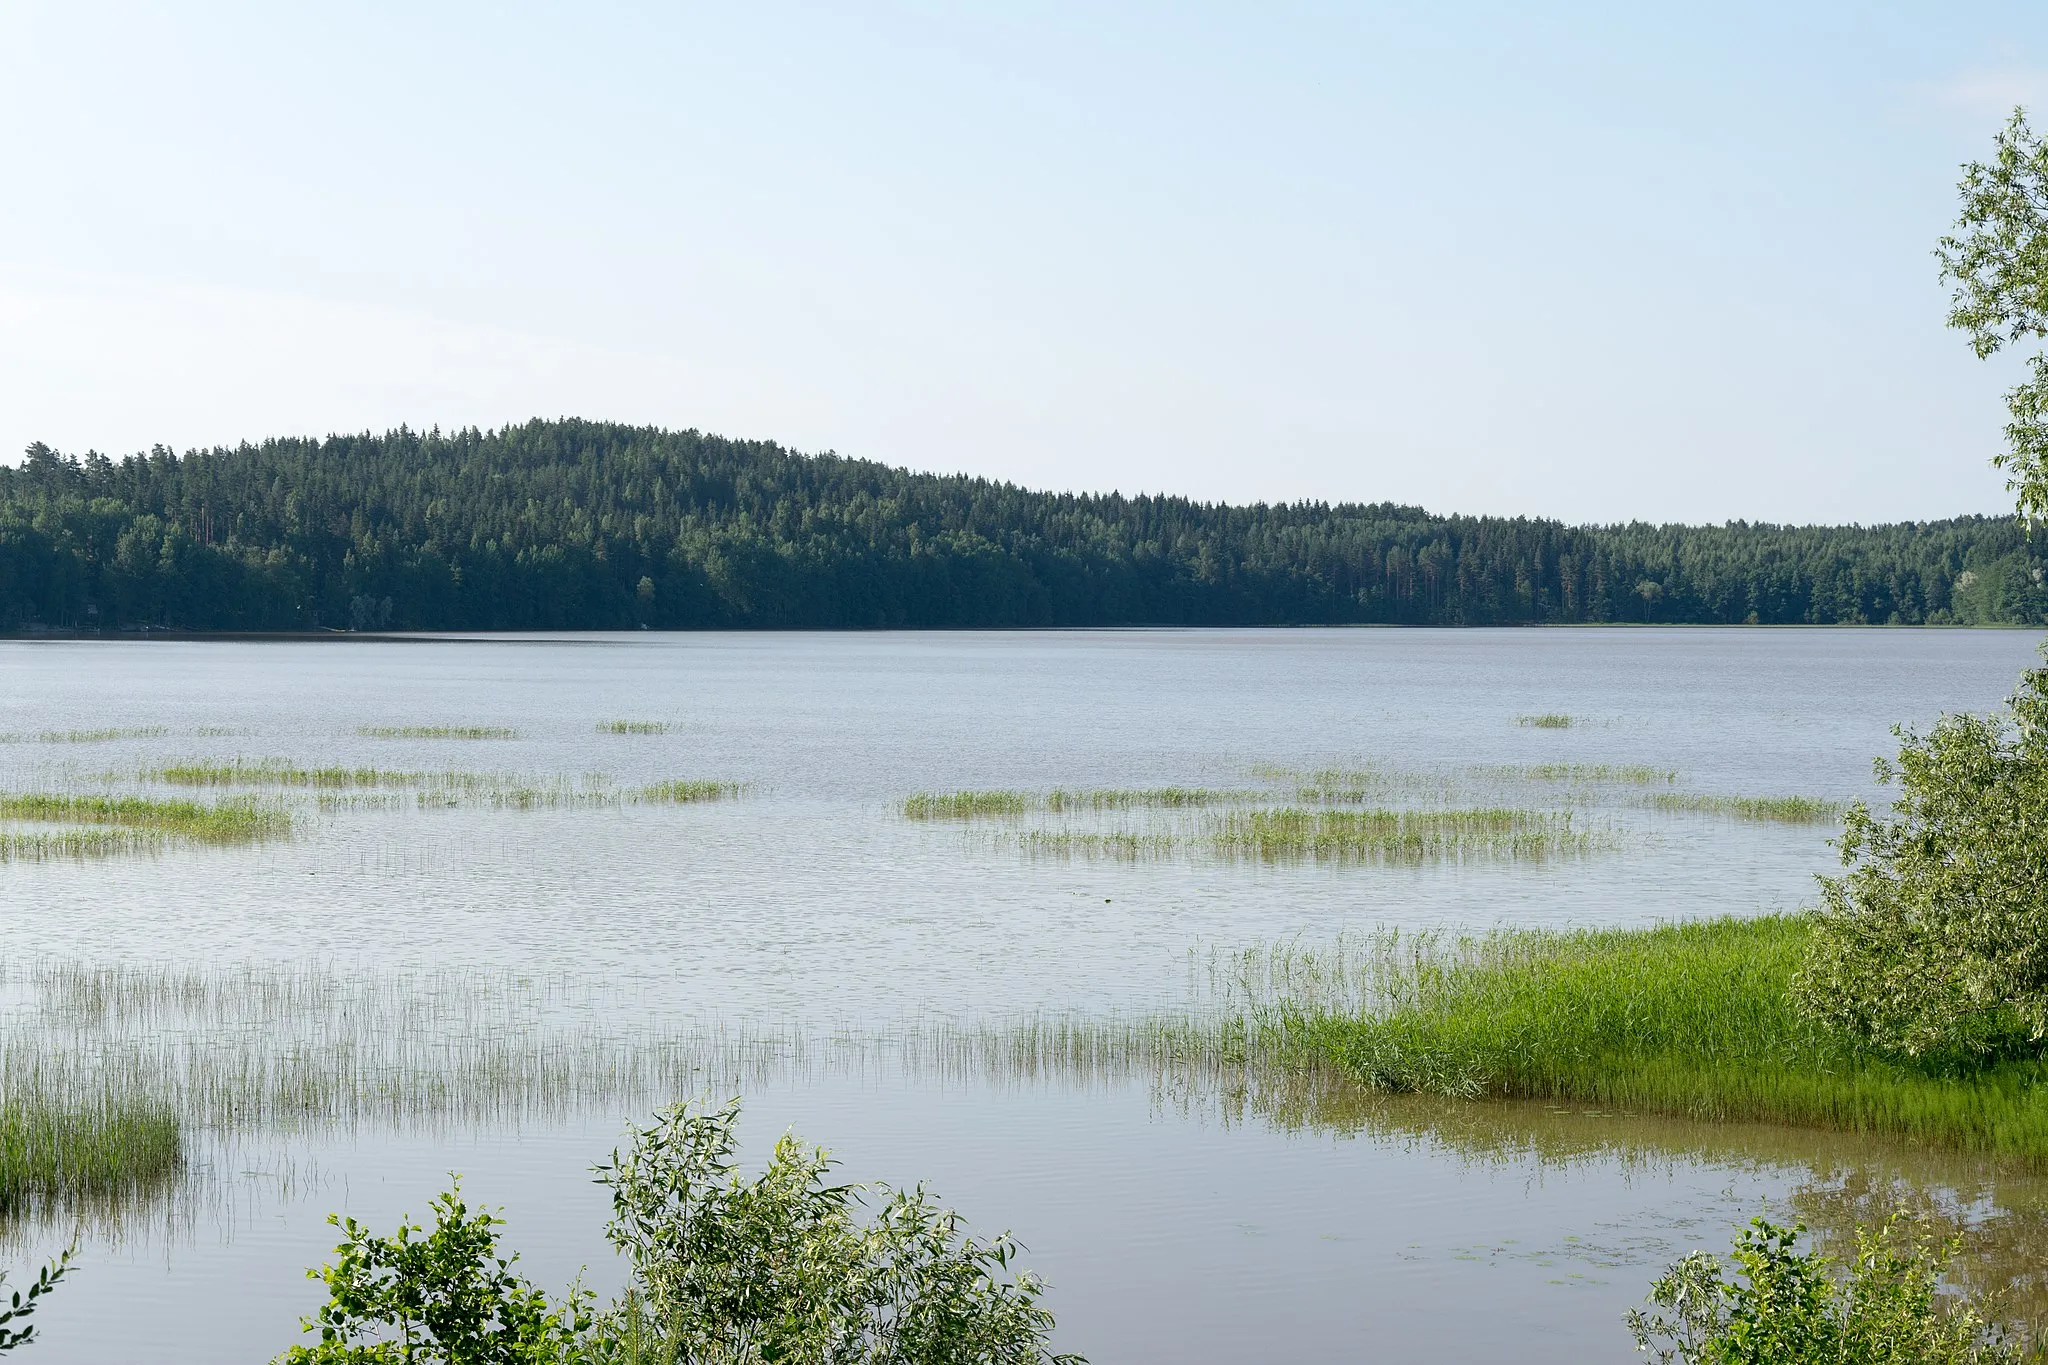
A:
[[598, 720, 674, 735], [0, 1101, 183, 1216], [902, 791, 1031, 820], [357, 725, 518, 740], [1209, 807, 1595, 863], [0, 793, 290, 844], [639, 780, 741, 804], [1650, 793, 1846, 824], [1515, 713, 1575, 729]]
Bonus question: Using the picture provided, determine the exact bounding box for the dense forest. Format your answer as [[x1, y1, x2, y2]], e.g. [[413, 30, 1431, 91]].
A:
[[1, 419, 2043, 632]]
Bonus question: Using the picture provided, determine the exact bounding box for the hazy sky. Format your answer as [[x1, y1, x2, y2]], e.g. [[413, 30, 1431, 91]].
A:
[[4, 2, 2047, 524]]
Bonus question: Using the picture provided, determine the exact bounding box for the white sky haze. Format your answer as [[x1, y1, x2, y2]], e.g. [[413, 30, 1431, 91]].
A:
[[3, 1, 2047, 524]]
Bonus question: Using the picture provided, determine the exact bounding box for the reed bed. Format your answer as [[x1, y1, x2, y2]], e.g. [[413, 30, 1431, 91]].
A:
[[1474, 763, 1676, 785], [597, 720, 673, 735], [1044, 787, 1245, 810], [0, 794, 289, 844], [902, 790, 1032, 820], [1208, 807, 1596, 863], [639, 780, 741, 804], [0, 1098, 183, 1216], [1515, 713, 1575, 729], [0, 829, 165, 863], [1287, 917, 2048, 1163], [153, 761, 433, 789], [357, 725, 519, 740], [1649, 793, 1846, 824], [1015, 831, 1180, 860], [0, 727, 171, 744]]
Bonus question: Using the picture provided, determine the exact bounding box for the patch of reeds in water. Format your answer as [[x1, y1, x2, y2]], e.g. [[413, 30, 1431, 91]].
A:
[[1208, 807, 1596, 863], [0, 829, 165, 863], [357, 725, 519, 740], [902, 791, 1031, 820], [0, 1100, 182, 1218], [1515, 713, 1575, 729], [1475, 763, 1676, 786], [1015, 831, 1179, 860], [598, 720, 674, 735], [1649, 793, 1845, 824], [0, 727, 171, 744], [153, 761, 432, 789], [639, 780, 741, 804], [0, 794, 290, 845]]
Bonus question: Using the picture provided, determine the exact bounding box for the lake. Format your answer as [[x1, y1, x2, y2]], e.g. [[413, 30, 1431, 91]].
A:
[[1, 626, 2042, 1362]]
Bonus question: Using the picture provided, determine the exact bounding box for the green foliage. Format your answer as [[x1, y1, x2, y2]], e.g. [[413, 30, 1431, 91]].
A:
[[1939, 108, 2048, 523], [276, 1180, 593, 1365], [1793, 666, 2048, 1061], [1628, 1216, 2016, 1364], [593, 1099, 1081, 1365], [1292, 917, 2048, 1158], [0, 1250, 73, 1353], [2, 423, 2041, 632]]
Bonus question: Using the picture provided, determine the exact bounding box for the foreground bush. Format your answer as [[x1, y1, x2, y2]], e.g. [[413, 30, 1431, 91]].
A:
[[1793, 664, 2048, 1062], [1628, 1215, 2018, 1365], [278, 1099, 1080, 1365]]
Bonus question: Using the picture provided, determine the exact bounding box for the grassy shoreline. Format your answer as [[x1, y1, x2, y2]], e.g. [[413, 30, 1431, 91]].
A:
[[1289, 916, 2048, 1162]]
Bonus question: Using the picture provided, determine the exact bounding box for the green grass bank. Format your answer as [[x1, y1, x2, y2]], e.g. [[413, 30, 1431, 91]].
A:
[[1291, 915, 2048, 1162]]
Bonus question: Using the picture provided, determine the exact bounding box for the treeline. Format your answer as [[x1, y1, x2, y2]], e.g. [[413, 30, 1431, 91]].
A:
[[1, 419, 2043, 632]]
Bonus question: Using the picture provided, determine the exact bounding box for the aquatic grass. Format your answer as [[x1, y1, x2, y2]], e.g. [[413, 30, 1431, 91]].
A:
[[152, 761, 432, 789], [1044, 787, 1244, 810], [357, 725, 519, 740], [1208, 806, 1596, 863], [638, 780, 741, 804], [1015, 831, 1180, 860], [597, 720, 674, 735], [1290, 916, 2048, 1162], [902, 790, 1031, 820], [0, 727, 170, 744], [0, 829, 165, 863], [1516, 713, 1576, 729], [1650, 793, 1847, 824], [0, 1100, 183, 1216], [1476, 763, 1676, 785], [0, 794, 289, 844]]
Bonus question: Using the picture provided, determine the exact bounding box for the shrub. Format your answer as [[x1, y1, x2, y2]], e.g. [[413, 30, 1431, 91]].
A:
[[594, 1099, 1081, 1365], [1792, 665, 2048, 1060], [1627, 1215, 2016, 1364], [0, 1251, 72, 1354]]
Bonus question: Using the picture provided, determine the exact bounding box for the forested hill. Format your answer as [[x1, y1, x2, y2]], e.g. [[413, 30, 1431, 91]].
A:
[[1, 419, 2042, 632]]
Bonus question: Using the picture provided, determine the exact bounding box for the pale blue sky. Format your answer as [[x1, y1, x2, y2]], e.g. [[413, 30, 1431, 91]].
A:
[[3, 1, 2046, 523]]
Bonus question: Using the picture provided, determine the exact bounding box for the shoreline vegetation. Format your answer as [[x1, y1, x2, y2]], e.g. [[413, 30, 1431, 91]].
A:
[[5, 421, 2046, 634]]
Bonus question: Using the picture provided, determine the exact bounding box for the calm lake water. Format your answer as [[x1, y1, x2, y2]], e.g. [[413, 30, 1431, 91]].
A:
[[1, 627, 2043, 1362]]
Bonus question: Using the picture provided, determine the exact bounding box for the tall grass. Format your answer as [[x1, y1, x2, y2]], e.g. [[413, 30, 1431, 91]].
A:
[[1290, 917, 2048, 1162], [1045, 787, 1243, 810], [1476, 763, 1676, 785], [0, 1101, 182, 1216], [1209, 807, 1595, 862], [0, 830, 164, 863], [153, 761, 431, 789], [902, 791, 1031, 820], [0, 794, 289, 844], [1516, 713, 1575, 729], [639, 780, 740, 804], [0, 727, 171, 744], [1650, 793, 1846, 824], [357, 725, 518, 740]]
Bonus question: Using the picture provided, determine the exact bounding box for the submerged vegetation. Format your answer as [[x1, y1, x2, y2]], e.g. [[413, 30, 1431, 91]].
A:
[[1650, 792, 1848, 824], [0, 792, 289, 845], [1209, 806, 1596, 863], [0, 727, 167, 745]]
